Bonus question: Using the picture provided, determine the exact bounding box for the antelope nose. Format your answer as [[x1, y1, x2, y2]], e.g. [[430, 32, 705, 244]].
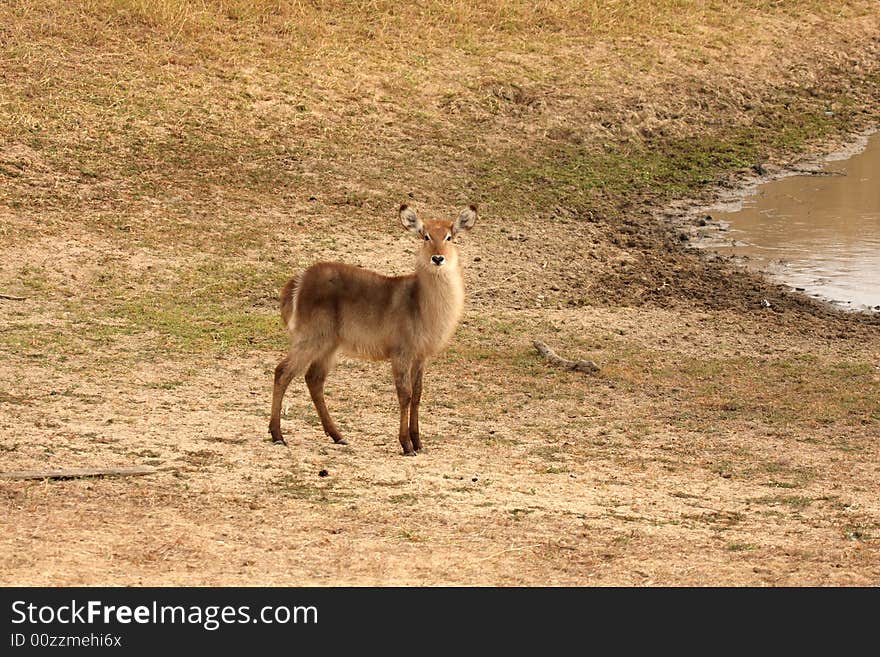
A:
[[431, 255, 445, 266]]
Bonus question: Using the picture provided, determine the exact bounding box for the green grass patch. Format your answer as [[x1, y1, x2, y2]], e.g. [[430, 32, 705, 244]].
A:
[[727, 542, 758, 552], [753, 495, 814, 509], [598, 340, 880, 430], [476, 106, 849, 222], [273, 473, 343, 504]]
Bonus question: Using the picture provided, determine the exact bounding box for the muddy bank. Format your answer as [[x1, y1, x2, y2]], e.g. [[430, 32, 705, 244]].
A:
[[643, 128, 880, 331], [695, 131, 880, 312]]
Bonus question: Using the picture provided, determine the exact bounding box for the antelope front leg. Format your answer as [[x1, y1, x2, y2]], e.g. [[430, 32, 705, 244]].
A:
[[392, 359, 416, 456], [409, 361, 424, 452]]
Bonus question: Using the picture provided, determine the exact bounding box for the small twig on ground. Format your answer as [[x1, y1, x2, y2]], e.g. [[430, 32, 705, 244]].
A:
[[0, 293, 27, 301], [533, 340, 599, 373], [0, 466, 161, 481]]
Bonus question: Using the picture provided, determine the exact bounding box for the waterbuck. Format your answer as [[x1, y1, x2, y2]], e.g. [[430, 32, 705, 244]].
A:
[[269, 204, 477, 455]]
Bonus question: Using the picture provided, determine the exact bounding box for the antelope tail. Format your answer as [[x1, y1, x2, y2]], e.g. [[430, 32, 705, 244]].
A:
[[280, 275, 300, 327]]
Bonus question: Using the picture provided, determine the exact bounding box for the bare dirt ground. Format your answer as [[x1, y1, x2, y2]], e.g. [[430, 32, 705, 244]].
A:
[[1, 1, 879, 585]]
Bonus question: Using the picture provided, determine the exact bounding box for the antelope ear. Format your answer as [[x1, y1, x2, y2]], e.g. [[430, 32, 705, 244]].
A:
[[399, 204, 423, 234], [453, 204, 477, 234]]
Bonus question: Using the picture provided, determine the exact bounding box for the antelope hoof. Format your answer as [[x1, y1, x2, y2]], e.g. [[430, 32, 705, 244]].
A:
[[334, 438, 348, 446], [402, 450, 417, 457], [272, 437, 288, 446]]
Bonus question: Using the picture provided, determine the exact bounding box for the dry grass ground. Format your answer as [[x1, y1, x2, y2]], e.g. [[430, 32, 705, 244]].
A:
[[1, 1, 879, 585]]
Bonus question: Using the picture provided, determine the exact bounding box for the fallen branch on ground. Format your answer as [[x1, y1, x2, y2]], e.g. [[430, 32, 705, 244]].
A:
[[0, 466, 161, 481], [0, 293, 27, 301], [533, 340, 599, 373]]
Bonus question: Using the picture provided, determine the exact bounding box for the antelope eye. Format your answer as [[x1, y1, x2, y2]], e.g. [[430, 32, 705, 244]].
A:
[[423, 234, 430, 241], [444, 234, 452, 241]]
